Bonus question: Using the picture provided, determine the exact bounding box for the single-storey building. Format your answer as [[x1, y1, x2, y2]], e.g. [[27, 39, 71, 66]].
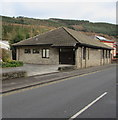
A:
[[13, 27, 113, 68]]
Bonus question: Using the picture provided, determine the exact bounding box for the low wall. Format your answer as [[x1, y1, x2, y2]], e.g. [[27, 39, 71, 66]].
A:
[[2, 70, 27, 80], [58, 65, 76, 71], [111, 58, 118, 63]]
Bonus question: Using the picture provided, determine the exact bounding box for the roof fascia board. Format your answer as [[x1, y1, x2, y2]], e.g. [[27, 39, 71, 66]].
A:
[[12, 44, 52, 47], [78, 43, 112, 50]]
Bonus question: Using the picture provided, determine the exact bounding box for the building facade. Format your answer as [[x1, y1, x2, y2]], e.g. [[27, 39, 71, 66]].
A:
[[95, 35, 116, 59], [13, 27, 112, 69]]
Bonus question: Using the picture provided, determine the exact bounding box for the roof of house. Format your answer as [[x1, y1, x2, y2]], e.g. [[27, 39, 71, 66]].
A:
[[13, 27, 112, 49], [95, 35, 113, 42], [0, 40, 10, 50]]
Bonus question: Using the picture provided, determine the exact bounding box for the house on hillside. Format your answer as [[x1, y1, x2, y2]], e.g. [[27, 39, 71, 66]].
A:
[[95, 35, 116, 59], [13, 27, 113, 68], [0, 40, 10, 50]]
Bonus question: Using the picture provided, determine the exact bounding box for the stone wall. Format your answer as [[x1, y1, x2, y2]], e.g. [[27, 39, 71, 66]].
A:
[[16, 46, 111, 67], [75, 47, 111, 69], [2, 71, 27, 80], [17, 46, 59, 64], [75, 47, 82, 68], [86, 48, 101, 67]]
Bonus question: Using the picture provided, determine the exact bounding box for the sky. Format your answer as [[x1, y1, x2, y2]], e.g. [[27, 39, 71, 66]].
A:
[[0, 0, 117, 24]]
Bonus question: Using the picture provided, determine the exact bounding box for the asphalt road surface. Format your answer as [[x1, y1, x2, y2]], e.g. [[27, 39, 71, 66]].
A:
[[2, 66, 116, 119]]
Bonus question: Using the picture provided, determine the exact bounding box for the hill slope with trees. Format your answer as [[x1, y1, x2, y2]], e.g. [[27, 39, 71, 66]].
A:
[[1, 16, 117, 45]]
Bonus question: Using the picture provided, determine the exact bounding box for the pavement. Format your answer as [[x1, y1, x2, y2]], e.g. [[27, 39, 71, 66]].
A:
[[2, 64, 73, 76], [2, 64, 116, 118], [2, 63, 116, 93]]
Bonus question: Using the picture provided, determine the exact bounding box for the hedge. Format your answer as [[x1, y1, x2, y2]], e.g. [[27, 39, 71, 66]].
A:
[[0, 60, 23, 68]]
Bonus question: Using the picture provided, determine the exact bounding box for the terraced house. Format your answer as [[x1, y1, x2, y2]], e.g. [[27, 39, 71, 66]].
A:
[[13, 27, 112, 68]]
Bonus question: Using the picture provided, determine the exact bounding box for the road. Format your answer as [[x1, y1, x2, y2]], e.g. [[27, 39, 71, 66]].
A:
[[2, 66, 116, 119]]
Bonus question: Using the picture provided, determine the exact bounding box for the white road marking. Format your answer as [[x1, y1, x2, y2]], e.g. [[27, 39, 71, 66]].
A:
[[69, 92, 108, 120]]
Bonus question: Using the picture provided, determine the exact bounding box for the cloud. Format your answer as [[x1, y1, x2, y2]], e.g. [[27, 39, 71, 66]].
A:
[[1, 0, 117, 2], [0, 2, 116, 24], [1, 2, 17, 17]]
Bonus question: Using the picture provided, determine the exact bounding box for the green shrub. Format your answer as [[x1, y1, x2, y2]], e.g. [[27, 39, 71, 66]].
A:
[[1, 60, 23, 68], [114, 55, 118, 58], [1, 48, 11, 62]]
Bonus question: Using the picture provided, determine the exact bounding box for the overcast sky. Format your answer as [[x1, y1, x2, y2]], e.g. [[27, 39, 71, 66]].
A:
[[0, 0, 117, 24]]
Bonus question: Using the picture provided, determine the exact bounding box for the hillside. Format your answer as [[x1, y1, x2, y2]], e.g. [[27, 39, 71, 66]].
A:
[[1, 16, 117, 45]]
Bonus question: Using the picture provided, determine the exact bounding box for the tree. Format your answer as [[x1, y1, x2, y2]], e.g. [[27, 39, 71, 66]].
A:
[[1, 48, 11, 62], [10, 33, 24, 44]]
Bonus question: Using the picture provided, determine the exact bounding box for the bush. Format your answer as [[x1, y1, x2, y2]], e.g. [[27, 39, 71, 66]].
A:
[[1, 60, 23, 68], [113, 55, 118, 58], [1, 48, 11, 62]]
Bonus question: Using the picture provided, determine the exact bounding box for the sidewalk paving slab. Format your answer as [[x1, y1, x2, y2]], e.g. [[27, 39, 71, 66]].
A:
[[2, 64, 73, 76], [1, 64, 116, 93]]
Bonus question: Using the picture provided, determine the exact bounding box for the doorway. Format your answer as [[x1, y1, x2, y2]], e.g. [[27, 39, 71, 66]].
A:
[[59, 48, 75, 65]]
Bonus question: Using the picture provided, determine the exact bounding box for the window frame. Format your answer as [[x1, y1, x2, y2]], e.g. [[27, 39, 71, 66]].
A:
[[42, 48, 50, 58], [109, 50, 111, 58], [24, 49, 31, 54], [106, 50, 108, 58], [83, 47, 86, 60], [103, 50, 104, 59], [32, 49, 40, 54], [88, 48, 89, 60]]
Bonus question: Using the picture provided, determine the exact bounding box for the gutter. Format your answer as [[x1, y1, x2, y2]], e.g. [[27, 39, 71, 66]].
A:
[[78, 43, 113, 50]]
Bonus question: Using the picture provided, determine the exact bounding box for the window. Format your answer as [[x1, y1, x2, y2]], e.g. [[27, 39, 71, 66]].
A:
[[103, 50, 104, 58], [83, 47, 86, 60], [33, 49, 40, 54], [24, 49, 31, 54], [106, 50, 108, 58], [88, 48, 89, 60], [109, 50, 111, 58], [42, 49, 49, 58]]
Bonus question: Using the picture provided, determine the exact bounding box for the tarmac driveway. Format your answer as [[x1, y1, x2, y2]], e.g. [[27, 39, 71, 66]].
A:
[[2, 64, 72, 77]]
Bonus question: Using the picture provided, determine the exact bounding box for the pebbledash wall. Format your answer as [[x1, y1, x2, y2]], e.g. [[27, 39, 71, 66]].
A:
[[16, 46, 111, 68], [16, 46, 59, 64], [75, 47, 111, 69]]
